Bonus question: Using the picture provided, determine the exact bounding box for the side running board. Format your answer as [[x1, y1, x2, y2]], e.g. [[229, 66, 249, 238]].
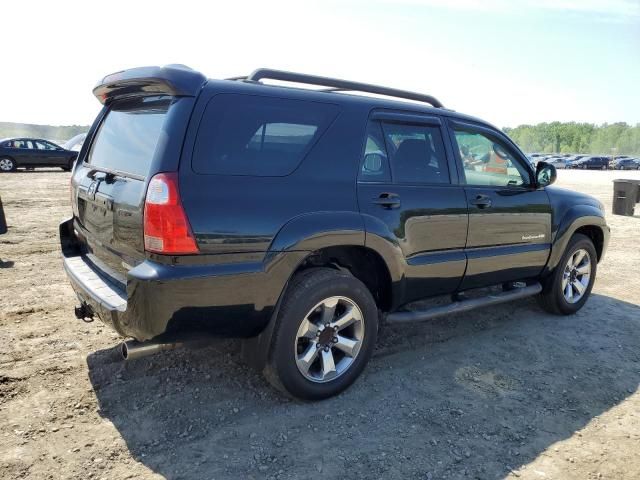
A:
[[386, 282, 542, 324]]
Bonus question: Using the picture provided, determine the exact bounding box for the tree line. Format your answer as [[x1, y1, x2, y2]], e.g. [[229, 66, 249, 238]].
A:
[[0, 122, 89, 144], [503, 122, 640, 156]]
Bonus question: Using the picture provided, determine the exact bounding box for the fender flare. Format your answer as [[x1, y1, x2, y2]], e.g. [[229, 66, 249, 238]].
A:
[[544, 205, 608, 275], [243, 211, 366, 369]]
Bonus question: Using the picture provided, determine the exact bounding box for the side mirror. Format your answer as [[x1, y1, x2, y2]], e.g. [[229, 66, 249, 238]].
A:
[[536, 161, 557, 188]]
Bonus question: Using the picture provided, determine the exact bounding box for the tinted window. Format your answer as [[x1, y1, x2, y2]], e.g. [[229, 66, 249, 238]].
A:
[[453, 127, 530, 187], [382, 122, 450, 184], [359, 121, 391, 182], [193, 94, 339, 176], [35, 140, 57, 150], [87, 97, 171, 177]]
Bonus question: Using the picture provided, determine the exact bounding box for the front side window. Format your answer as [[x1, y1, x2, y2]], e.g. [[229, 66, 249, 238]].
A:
[[453, 128, 530, 187], [382, 122, 450, 184], [193, 94, 339, 176]]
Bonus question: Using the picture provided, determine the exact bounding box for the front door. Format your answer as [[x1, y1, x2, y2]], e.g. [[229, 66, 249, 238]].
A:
[[357, 113, 468, 304], [34, 140, 62, 166], [448, 120, 552, 290]]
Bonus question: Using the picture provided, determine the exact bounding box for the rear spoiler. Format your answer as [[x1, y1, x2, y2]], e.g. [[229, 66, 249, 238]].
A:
[[93, 64, 207, 104]]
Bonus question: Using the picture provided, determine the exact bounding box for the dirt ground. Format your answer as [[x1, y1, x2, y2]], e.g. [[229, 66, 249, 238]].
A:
[[1, 169, 639, 480]]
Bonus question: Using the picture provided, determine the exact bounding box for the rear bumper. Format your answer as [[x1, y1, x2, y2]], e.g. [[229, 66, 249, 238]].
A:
[[60, 218, 302, 341]]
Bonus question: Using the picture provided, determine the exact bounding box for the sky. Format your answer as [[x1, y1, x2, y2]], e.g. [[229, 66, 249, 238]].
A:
[[1, 0, 638, 129]]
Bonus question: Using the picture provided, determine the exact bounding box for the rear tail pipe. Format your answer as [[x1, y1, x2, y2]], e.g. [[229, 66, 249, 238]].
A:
[[121, 339, 184, 361]]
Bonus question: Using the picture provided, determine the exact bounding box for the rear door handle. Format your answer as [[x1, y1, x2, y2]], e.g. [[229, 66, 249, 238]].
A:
[[470, 194, 492, 209], [372, 193, 401, 209]]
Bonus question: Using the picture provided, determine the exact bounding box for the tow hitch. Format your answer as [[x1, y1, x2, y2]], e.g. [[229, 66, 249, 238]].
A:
[[74, 302, 94, 322]]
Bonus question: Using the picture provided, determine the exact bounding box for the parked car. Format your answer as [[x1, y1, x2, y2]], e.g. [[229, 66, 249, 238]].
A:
[[566, 156, 609, 170], [612, 158, 640, 170], [0, 138, 78, 172], [547, 157, 568, 169], [61, 65, 609, 400]]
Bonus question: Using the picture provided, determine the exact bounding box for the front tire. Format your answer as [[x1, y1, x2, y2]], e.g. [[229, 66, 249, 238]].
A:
[[538, 233, 597, 315], [0, 157, 16, 172], [264, 268, 378, 400]]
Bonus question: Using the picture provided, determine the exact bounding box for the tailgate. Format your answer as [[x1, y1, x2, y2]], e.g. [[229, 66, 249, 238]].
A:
[[72, 96, 174, 281]]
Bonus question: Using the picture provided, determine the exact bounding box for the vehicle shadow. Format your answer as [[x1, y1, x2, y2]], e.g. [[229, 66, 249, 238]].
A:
[[87, 293, 640, 479]]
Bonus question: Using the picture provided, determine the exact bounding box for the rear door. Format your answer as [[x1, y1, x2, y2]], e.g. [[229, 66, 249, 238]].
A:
[[72, 96, 178, 283], [357, 112, 468, 303], [13, 139, 39, 165], [447, 120, 552, 290]]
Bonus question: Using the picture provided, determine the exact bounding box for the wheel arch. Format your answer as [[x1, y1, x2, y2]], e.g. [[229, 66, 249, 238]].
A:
[[544, 205, 609, 276], [0, 155, 17, 170], [243, 213, 405, 370]]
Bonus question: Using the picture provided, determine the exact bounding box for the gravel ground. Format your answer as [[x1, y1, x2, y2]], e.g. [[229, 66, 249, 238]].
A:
[[1, 169, 639, 480]]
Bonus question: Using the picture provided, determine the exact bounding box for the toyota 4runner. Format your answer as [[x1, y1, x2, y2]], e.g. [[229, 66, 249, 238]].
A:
[[61, 65, 609, 400]]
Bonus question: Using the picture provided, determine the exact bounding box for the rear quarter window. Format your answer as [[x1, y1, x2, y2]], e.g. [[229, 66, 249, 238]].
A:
[[86, 96, 171, 177], [192, 94, 339, 176]]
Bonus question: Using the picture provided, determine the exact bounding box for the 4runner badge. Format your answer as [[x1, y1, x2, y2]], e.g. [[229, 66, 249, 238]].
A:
[[522, 233, 545, 240]]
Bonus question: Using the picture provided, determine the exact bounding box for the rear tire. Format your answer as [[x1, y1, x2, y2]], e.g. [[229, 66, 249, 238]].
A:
[[537, 233, 597, 315], [264, 268, 378, 400], [0, 157, 16, 172]]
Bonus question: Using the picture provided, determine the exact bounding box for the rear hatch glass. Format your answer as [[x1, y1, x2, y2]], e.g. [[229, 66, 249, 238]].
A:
[[74, 96, 173, 281], [88, 97, 170, 177]]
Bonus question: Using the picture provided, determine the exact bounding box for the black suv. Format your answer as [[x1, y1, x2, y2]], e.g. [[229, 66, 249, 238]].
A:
[[0, 138, 78, 172], [61, 65, 609, 400]]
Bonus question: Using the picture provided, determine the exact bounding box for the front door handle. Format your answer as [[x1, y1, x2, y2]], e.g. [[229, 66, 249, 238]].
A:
[[372, 192, 401, 209], [470, 194, 492, 209]]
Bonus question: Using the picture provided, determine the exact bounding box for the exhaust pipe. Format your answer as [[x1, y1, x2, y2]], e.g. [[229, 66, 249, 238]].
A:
[[121, 339, 184, 361]]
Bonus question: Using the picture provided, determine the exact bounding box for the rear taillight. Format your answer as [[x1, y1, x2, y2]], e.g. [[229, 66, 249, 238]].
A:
[[143, 173, 199, 254]]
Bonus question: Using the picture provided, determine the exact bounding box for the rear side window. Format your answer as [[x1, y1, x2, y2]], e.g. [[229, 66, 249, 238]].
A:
[[193, 94, 339, 176], [87, 97, 171, 177], [382, 122, 450, 184]]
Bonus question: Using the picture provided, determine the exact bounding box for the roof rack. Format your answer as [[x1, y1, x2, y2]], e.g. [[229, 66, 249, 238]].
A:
[[241, 68, 444, 109]]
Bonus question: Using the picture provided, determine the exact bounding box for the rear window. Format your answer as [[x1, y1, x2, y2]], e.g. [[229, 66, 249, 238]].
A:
[[87, 97, 171, 177], [192, 94, 339, 176]]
